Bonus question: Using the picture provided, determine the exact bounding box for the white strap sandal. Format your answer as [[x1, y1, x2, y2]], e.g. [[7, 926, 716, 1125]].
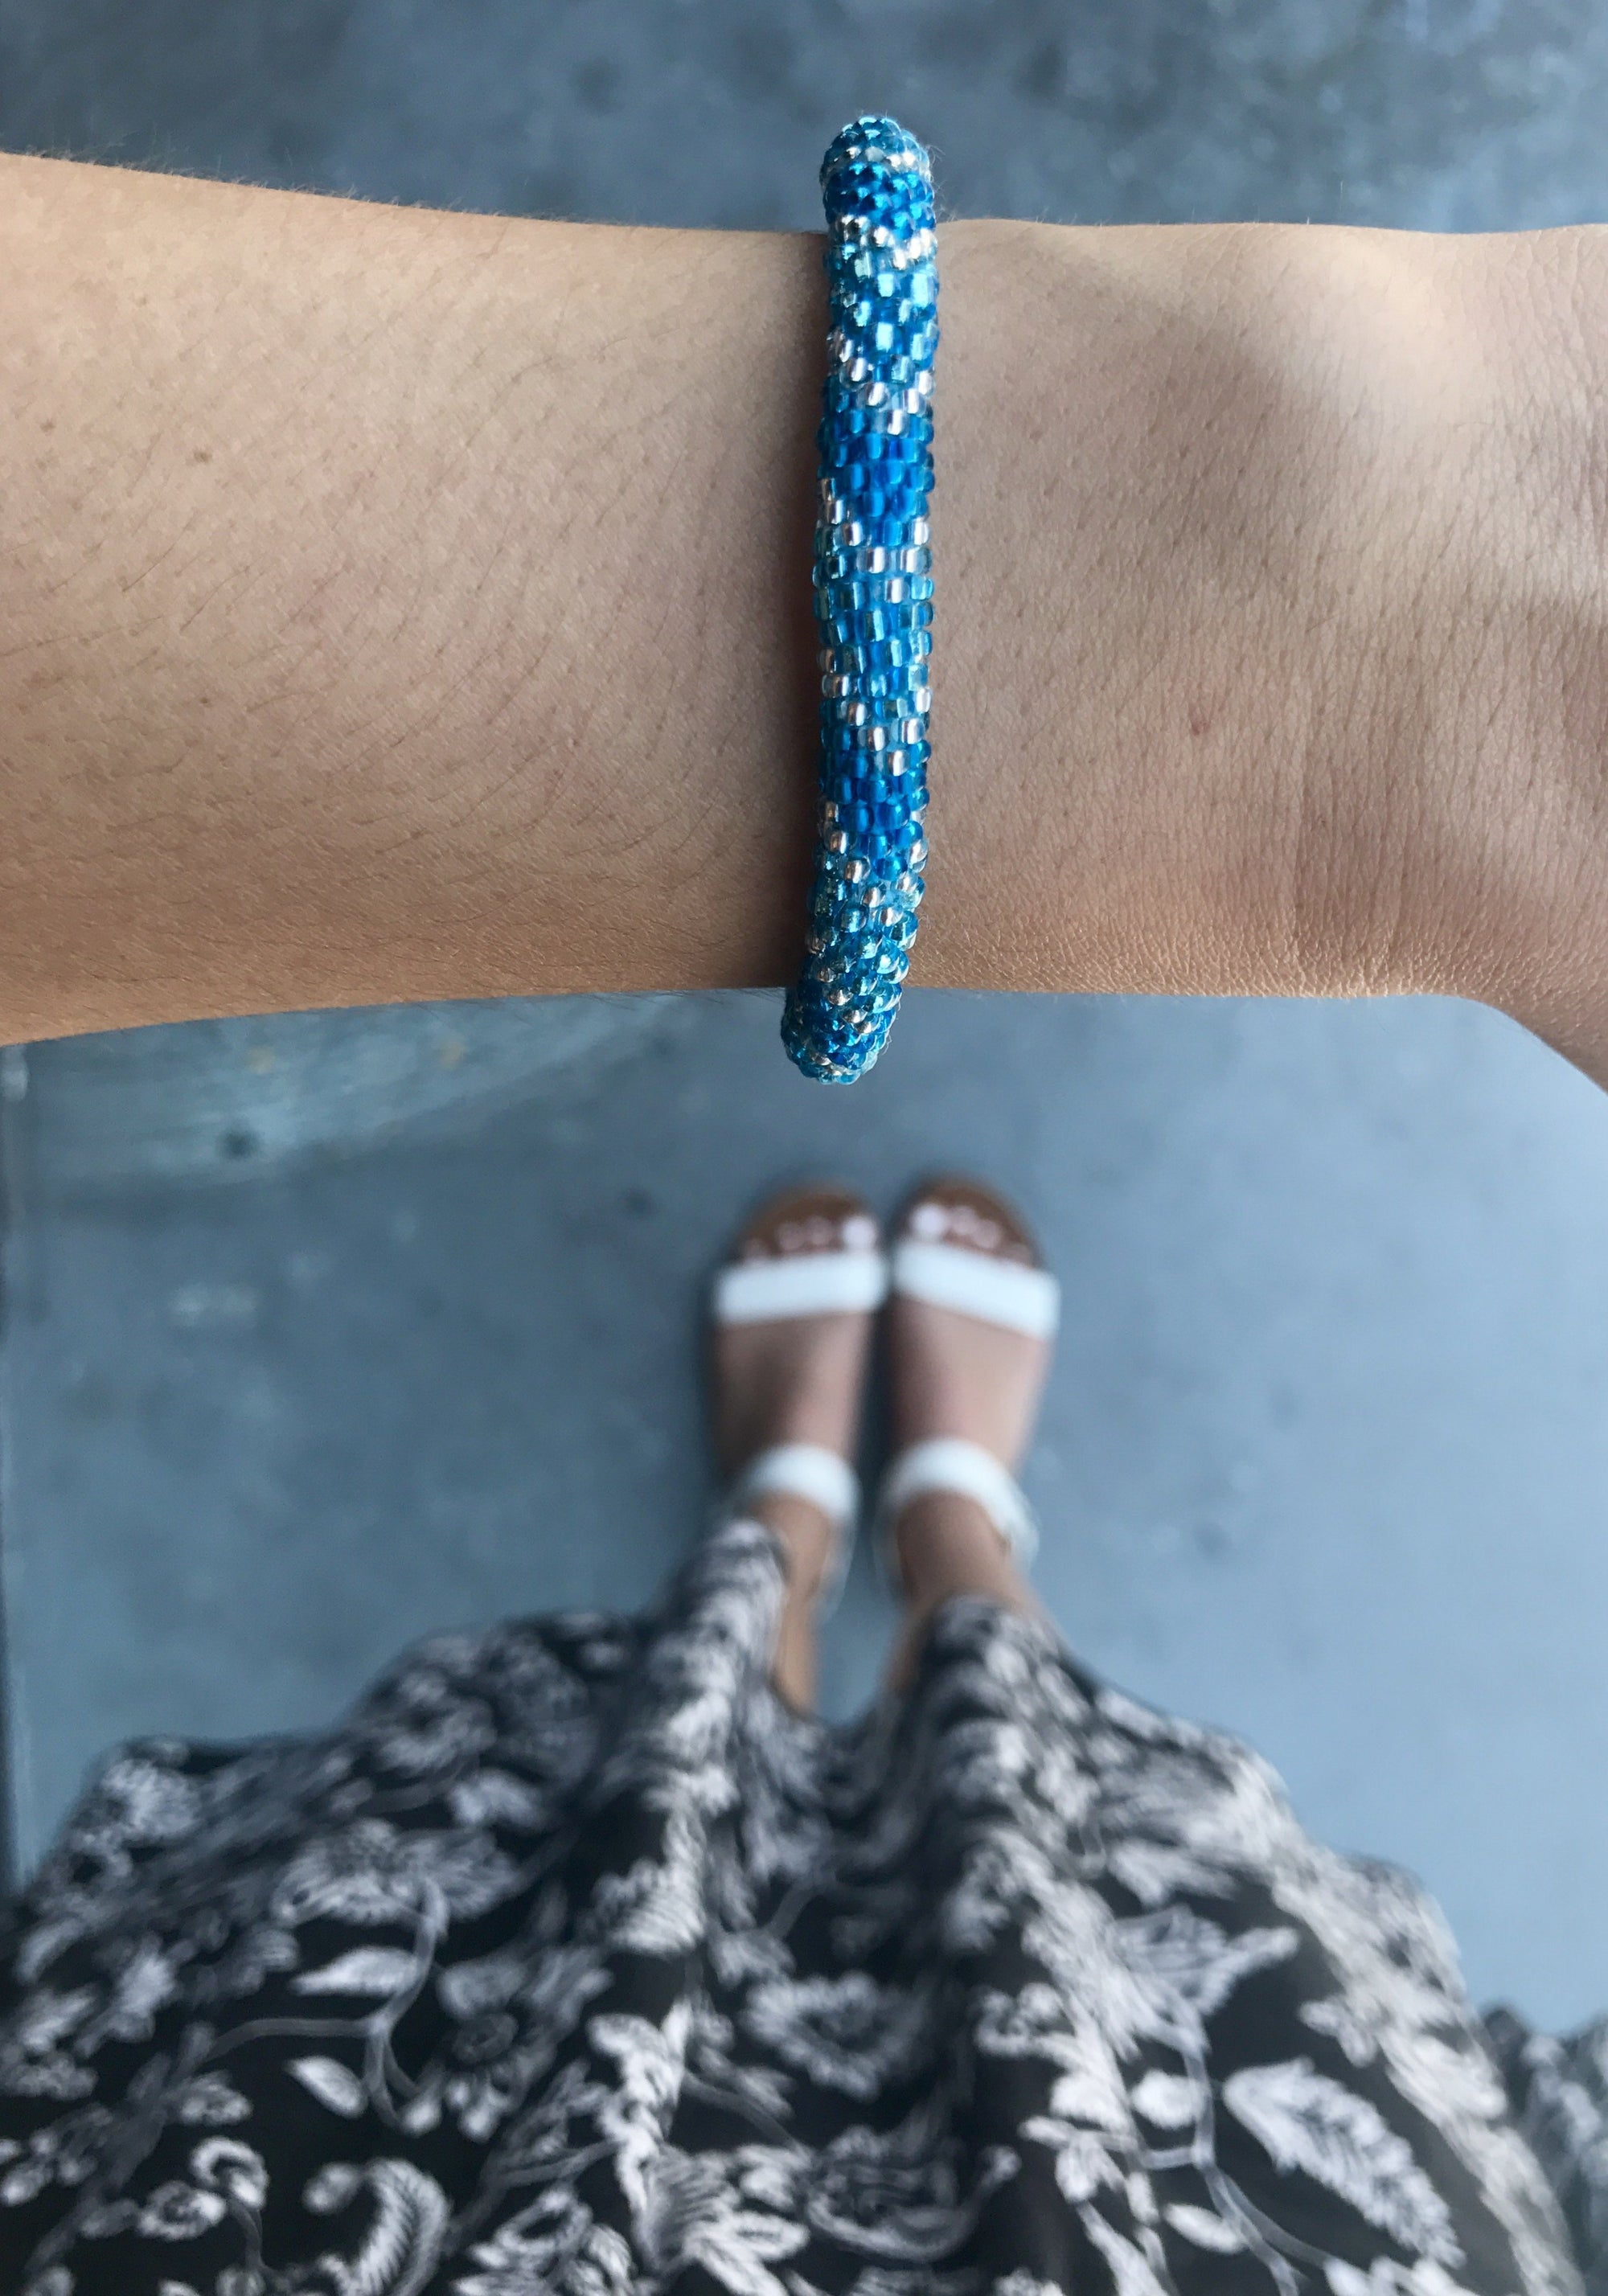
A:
[[712, 1191, 888, 1616], [726, 1441, 861, 1613], [874, 1181, 1060, 1589]]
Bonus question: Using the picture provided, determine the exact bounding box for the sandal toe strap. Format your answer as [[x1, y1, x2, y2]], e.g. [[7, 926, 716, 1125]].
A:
[[715, 1251, 888, 1323], [889, 1239, 1059, 1338]]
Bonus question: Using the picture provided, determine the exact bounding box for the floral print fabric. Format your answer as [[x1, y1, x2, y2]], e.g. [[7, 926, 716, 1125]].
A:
[[0, 1516, 1588, 2296], [1486, 2009, 1608, 2296]]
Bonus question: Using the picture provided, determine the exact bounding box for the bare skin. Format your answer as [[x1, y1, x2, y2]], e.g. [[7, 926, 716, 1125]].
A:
[[2, 154, 1608, 1086], [713, 1189, 876, 1712], [718, 1279, 1045, 1712], [884, 1206, 1052, 1689], [715, 1183, 1049, 1711]]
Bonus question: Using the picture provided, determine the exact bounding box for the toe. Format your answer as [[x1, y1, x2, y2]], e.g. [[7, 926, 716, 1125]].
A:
[[735, 1181, 881, 1265], [896, 1175, 1044, 1269]]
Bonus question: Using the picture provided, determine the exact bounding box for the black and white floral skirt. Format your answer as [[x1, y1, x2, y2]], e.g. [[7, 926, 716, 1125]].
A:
[[0, 1516, 1601, 2296]]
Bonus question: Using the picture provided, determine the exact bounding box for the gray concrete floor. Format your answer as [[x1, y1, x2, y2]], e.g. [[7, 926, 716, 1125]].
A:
[[4, 1, 1608, 2041]]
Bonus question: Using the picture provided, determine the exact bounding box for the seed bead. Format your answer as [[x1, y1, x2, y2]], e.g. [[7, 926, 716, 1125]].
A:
[[781, 114, 937, 1084]]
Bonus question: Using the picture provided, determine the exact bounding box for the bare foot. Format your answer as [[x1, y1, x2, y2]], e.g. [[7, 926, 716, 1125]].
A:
[[885, 1178, 1054, 1684], [713, 1183, 880, 1708]]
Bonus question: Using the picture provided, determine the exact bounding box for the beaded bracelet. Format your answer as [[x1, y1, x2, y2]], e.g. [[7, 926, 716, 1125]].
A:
[[781, 115, 938, 1084]]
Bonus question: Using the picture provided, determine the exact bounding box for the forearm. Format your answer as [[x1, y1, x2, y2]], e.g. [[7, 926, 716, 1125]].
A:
[[0, 154, 829, 1039], [0, 152, 1598, 1056]]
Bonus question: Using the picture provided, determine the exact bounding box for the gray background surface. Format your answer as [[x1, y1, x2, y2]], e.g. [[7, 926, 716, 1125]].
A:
[[2, 0, 1606, 2036]]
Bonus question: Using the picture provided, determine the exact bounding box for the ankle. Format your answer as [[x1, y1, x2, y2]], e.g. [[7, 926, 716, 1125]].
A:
[[892, 1489, 1026, 1612], [884, 1489, 1038, 1697], [751, 1490, 839, 1601]]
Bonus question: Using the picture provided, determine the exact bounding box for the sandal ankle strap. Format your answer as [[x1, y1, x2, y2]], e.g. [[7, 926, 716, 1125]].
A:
[[872, 1436, 1040, 1585], [725, 1441, 859, 1617]]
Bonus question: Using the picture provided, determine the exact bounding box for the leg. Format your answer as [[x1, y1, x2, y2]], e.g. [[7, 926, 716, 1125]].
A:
[[712, 1187, 879, 1712], [883, 1180, 1053, 1689], [745, 1494, 837, 1715]]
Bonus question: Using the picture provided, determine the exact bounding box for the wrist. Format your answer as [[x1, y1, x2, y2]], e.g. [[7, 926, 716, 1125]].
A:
[[914, 212, 1369, 1001], [919, 214, 1593, 1017], [1232, 217, 1608, 1034], [1389, 222, 1608, 1084]]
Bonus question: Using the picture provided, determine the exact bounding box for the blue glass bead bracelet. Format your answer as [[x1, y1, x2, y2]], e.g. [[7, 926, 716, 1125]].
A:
[[781, 115, 937, 1084]]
